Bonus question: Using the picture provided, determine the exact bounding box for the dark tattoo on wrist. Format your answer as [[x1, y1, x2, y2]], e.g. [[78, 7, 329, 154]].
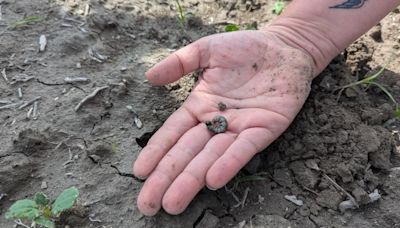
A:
[[330, 0, 366, 9]]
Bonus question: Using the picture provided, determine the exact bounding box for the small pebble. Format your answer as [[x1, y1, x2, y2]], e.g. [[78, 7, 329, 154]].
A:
[[41, 181, 48, 189], [0, 193, 8, 201], [134, 116, 143, 129], [39, 35, 47, 52], [89, 154, 101, 163], [284, 195, 304, 206]]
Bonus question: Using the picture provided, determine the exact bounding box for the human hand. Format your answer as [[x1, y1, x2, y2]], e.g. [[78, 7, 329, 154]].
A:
[[133, 30, 315, 216]]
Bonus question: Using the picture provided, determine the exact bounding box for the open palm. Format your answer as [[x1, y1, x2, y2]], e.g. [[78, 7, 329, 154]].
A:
[[133, 31, 315, 216]]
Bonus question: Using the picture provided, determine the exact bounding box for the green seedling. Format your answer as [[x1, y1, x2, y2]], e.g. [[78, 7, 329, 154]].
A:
[[232, 172, 269, 190], [224, 23, 257, 32], [337, 66, 400, 118], [396, 107, 400, 118], [111, 142, 118, 153], [9, 15, 44, 29], [224, 24, 240, 32], [175, 0, 186, 27], [245, 23, 258, 30], [5, 187, 79, 228], [273, 0, 285, 15]]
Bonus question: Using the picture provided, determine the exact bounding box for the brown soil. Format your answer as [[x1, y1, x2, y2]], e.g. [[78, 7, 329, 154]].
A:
[[1, 1, 400, 227]]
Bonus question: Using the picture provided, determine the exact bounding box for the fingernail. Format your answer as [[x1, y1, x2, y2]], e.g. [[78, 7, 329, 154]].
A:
[[133, 172, 148, 180], [135, 174, 148, 180], [206, 185, 218, 191]]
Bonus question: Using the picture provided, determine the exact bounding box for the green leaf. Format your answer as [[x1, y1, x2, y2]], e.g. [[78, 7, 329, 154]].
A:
[[9, 15, 44, 28], [34, 192, 49, 207], [5, 199, 40, 220], [274, 1, 285, 15], [175, 0, 185, 27], [111, 143, 118, 153], [224, 24, 240, 32], [395, 107, 400, 118], [35, 216, 55, 228], [369, 82, 398, 105], [51, 187, 79, 215], [245, 23, 257, 30]]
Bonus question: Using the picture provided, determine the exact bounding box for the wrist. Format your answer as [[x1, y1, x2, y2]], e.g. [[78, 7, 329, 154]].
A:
[[263, 0, 399, 77], [264, 16, 340, 77]]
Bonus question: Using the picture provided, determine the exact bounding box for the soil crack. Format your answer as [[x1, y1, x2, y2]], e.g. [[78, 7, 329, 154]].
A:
[[193, 208, 210, 228], [110, 164, 143, 182], [0, 153, 14, 159]]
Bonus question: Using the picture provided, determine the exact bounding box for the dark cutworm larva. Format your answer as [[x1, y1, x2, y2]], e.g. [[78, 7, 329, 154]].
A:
[[205, 115, 228, 133], [218, 102, 227, 111]]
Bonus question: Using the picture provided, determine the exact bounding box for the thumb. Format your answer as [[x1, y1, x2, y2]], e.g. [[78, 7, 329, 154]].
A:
[[145, 38, 210, 85]]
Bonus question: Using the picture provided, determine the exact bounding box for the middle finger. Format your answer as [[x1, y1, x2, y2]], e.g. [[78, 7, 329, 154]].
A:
[[161, 133, 236, 214]]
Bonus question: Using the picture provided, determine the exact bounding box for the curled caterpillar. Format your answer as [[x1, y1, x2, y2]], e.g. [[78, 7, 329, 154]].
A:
[[205, 115, 228, 133]]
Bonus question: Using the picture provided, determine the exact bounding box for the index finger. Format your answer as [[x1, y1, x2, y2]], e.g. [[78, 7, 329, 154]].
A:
[[133, 106, 197, 179], [146, 38, 210, 85]]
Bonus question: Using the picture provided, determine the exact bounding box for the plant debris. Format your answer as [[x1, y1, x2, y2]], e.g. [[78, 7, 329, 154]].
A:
[[0, 102, 23, 111], [1, 68, 8, 82], [10, 74, 34, 85], [0, 193, 7, 201], [17, 87, 23, 99], [284, 195, 304, 206], [126, 105, 143, 129], [0, 100, 12, 104], [339, 189, 381, 213], [39, 35, 47, 52], [32, 101, 38, 119], [18, 96, 41, 110], [9, 15, 44, 29], [88, 48, 108, 62], [84, 4, 90, 17], [74, 86, 109, 111], [64, 76, 90, 83]]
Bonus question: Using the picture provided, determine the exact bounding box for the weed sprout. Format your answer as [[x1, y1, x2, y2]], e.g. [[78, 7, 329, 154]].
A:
[[5, 187, 79, 228], [337, 65, 400, 118]]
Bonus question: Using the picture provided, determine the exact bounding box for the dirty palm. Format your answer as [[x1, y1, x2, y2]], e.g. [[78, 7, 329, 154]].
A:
[[133, 31, 314, 215]]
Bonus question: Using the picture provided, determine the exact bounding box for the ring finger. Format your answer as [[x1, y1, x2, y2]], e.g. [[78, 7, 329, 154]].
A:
[[137, 123, 213, 216]]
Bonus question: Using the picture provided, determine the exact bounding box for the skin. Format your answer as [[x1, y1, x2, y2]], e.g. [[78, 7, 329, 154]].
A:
[[133, 31, 314, 215], [133, 0, 400, 216]]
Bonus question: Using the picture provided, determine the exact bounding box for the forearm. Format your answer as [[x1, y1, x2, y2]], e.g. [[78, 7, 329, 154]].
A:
[[265, 0, 400, 76]]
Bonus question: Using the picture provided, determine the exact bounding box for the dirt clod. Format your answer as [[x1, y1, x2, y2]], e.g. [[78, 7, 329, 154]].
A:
[[245, 215, 292, 228], [352, 187, 370, 204], [316, 189, 343, 210], [12, 129, 49, 156], [289, 161, 319, 189]]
